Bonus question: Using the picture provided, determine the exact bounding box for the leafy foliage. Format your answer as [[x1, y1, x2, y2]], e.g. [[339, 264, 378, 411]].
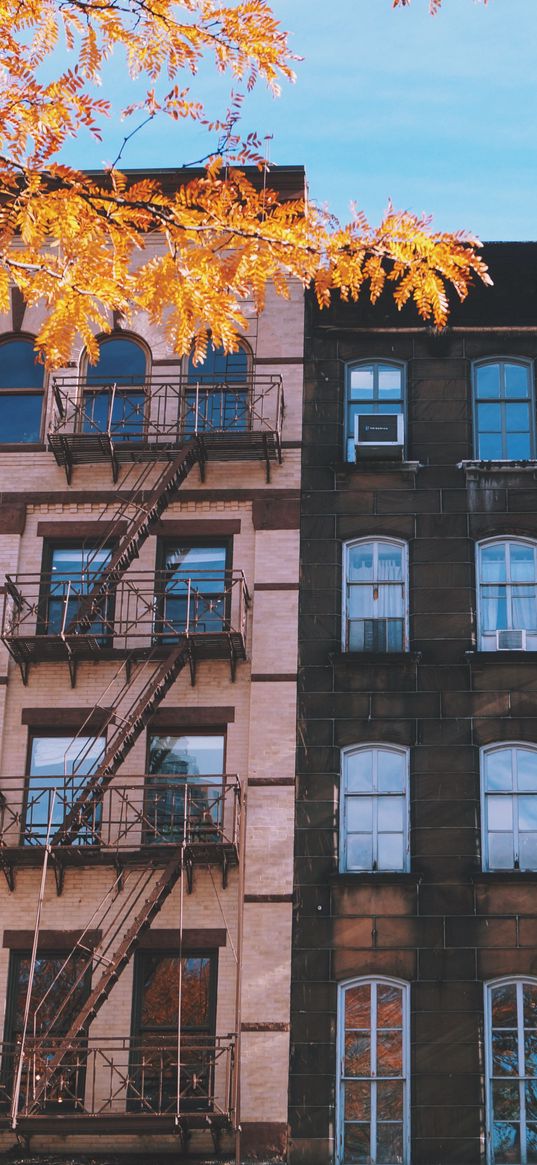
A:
[[0, 0, 491, 366]]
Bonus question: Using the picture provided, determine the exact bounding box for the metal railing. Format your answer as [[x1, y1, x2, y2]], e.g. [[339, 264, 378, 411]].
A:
[[49, 373, 284, 446], [0, 777, 241, 853], [1, 570, 250, 654], [0, 1035, 235, 1120]]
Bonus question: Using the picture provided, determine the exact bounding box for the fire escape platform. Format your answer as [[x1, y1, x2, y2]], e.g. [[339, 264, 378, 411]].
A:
[[0, 1112, 233, 1134], [2, 632, 247, 670], [48, 429, 281, 469]]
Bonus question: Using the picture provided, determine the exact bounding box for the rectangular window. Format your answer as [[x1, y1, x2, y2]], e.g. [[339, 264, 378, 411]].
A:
[[157, 543, 229, 640], [24, 734, 105, 845], [82, 389, 146, 441], [145, 733, 225, 844], [0, 394, 44, 443], [40, 543, 113, 639], [130, 951, 216, 1113]]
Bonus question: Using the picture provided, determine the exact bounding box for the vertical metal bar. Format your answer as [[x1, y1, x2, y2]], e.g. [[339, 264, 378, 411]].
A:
[[233, 785, 248, 1165], [107, 383, 117, 437], [60, 580, 71, 640], [175, 790, 187, 1123]]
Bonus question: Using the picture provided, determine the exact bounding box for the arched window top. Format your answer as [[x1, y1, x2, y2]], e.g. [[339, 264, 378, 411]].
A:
[[477, 538, 537, 651], [481, 743, 537, 871], [340, 745, 409, 873], [473, 359, 534, 460], [187, 338, 250, 384], [84, 335, 148, 385], [0, 337, 44, 388]]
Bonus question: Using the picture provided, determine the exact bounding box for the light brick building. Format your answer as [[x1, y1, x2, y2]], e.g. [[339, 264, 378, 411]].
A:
[[0, 165, 304, 1161]]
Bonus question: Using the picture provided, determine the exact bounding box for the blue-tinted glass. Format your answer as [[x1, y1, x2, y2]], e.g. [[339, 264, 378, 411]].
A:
[[476, 364, 501, 398], [0, 394, 43, 441], [349, 367, 374, 399], [481, 589, 508, 631], [82, 390, 145, 438], [479, 433, 503, 459], [86, 338, 146, 384], [505, 403, 530, 432], [188, 340, 248, 384], [481, 544, 507, 583], [378, 403, 403, 413], [378, 366, 402, 398], [161, 545, 227, 637], [0, 340, 44, 388], [506, 432, 531, 459], [478, 403, 502, 432], [505, 364, 531, 398], [25, 735, 105, 844], [47, 546, 111, 638], [183, 387, 248, 432]]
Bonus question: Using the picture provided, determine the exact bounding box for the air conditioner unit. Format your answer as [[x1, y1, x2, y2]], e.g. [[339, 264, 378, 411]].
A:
[[354, 413, 404, 460], [496, 629, 526, 650]]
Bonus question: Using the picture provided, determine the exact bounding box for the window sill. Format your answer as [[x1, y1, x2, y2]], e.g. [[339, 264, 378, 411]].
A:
[[466, 650, 537, 664], [0, 443, 46, 452], [474, 871, 537, 883], [331, 871, 420, 885], [459, 459, 537, 482], [332, 651, 421, 665], [336, 460, 421, 478]]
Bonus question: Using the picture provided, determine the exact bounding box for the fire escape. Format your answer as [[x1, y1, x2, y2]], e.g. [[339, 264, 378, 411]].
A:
[[0, 365, 282, 1148]]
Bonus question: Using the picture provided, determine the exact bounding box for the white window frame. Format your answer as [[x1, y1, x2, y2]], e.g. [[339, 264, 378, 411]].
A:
[[481, 743, 537, 872], [344, 360, 406, 462], [339, 744, 410, 874], [336, 976, 411, 1165], [472, 358, 535, 462], [476, 538, 537, 652], [484, 976, 537, 1165], [342, 538, 409, 654]]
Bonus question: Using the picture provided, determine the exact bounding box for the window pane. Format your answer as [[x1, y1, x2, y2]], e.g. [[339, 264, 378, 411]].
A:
[[505, 364, 531, 398], [527, 1124, 537, 1165], [481, 588, 508, 631], [343, 1123, 370, 1164], [345, 985, 370, 1029], [479, 433, 503, 459], [346, 751, 374, 792], [188, 340, 248, 383], [376, 1122, 404, 1164], [377, 1030, 402, 1077], [349, 366, 374, 399], [493, 1082, 520, 1122], [481, 545, 507, 583], [526, 1032, 537, 1075], [519, 797, 537, 831], [492, 984, 518, 1029], [478, 403, 502, 432], [345, 1033, 370, 1076], [347, 834, 373, 870], [348, 585, 374, 618], [0, 340, 44, 388], [488, 796, 513, 831], [524, 985, 537, 1029], [377, 833, 404, 871], [344, 1081, 370, 1120], [486, 751, 514, 792], [492, 1122, 520, 1164], [377, 985, 402, 1030], [521, 833, 537, 869], [346, 797, 373, 832], [148, 734, 224, 776], [506, 432, 532, 460], [377, 751, 405, 793], [86, 337, 146, 383], [512, 587, 537, 629], [378, 366, 402, 398], [505, 403, 530, 432], [377, 1080, 403, 1120], [476, 364, 501, 398], [377, 545, 403, 582], [510, 544, 536, 582], [518, 751, 537, 791], [492, 1032, 519, 1075], [378, 797, 404, 832], [348, 544, 374, 581], [489, 833, 514, 869], [0, 393, 43, 441]]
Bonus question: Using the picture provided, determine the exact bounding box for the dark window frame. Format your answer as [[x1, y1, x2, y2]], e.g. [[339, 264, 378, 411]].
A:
[[22, 728, 106, 847], [0, 334, 46, 445], [344, 359, 406, 462], [37, 538, 117, 641], [154, 536, 233, 641], [472, 358, 536, 462]]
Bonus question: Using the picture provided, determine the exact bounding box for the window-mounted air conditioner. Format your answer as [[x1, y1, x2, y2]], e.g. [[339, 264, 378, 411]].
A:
[[354, 413, 405, 460], [496, 629, 526, 651]]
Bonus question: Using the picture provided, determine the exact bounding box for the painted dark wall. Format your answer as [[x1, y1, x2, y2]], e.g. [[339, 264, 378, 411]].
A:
[[291, 245, 537, 1165]]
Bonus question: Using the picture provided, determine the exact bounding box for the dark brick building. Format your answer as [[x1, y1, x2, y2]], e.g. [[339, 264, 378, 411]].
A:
[[291, 243, 537, 1165]]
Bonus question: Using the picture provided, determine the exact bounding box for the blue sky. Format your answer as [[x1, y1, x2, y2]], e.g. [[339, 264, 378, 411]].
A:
[[60, 0, 537, 241]]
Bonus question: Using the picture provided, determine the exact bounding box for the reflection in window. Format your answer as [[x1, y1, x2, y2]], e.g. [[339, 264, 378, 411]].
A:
[[25, 734, 105, 844], [0, 337, 44, 442], [344, 539, 407, 652], [131, 952, 215, 1112], [184, 339, 250, 432], [158, 544, 227, 639], [341, 746, 408, 873], [478, 540, 537, 651], [482, 746, 537, 871], [44, 545, 112, 639], [83, 335, 147, 440], [474, 361, 534, 461], [486, 979, 537, 1164], [145, 733, 225, 842], [345, 361, 404, 461], [338, 978, 409, 1165]]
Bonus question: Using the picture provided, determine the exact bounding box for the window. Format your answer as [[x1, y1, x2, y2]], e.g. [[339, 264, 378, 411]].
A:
[[145, 732, 225, 843], [24, 734, 105, 844], [337, 977, 409, 1165], [345, 361, 405, 461], [473, 360, 534, 461], [485, 978, 537, 1165], [0, 337, 44, 443], [340, 746, 409, 873], [3, 950, 90, 1110], [41, 543, 113, 639], [131, 951, 216, 1112], [343, 539, 407, 653], [477, 540, 537, 651], [157, 542, 229, 640], [481, 745, 537, 871], [184, 339, 250, 432], [82, 335, 147, 440]]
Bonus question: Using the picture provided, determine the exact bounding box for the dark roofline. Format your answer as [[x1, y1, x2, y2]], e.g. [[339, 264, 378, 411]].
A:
[[83, 164, 306, 202]]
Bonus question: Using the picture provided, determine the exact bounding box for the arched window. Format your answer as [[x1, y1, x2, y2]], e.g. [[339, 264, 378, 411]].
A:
[[481, 744, 537, 871], [343, 538, 408, 653], [485, 978, 537, 1164], [340, 745, 409, 873], [82, 335, 148, 440], [337, 977, 410, 1165], [184, 338, 250, 432], [345, 360, 405, 461], [473, 359, 535, 461], [477, 539, 537, 651], [0, 336, 44, 442]]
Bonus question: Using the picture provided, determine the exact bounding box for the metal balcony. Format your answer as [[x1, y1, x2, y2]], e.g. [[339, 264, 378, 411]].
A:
[[0, 1034, 235, 1134], [1, 570, 249, 679], [0, 776, 240, 888], [48, 373, 285, 480]]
